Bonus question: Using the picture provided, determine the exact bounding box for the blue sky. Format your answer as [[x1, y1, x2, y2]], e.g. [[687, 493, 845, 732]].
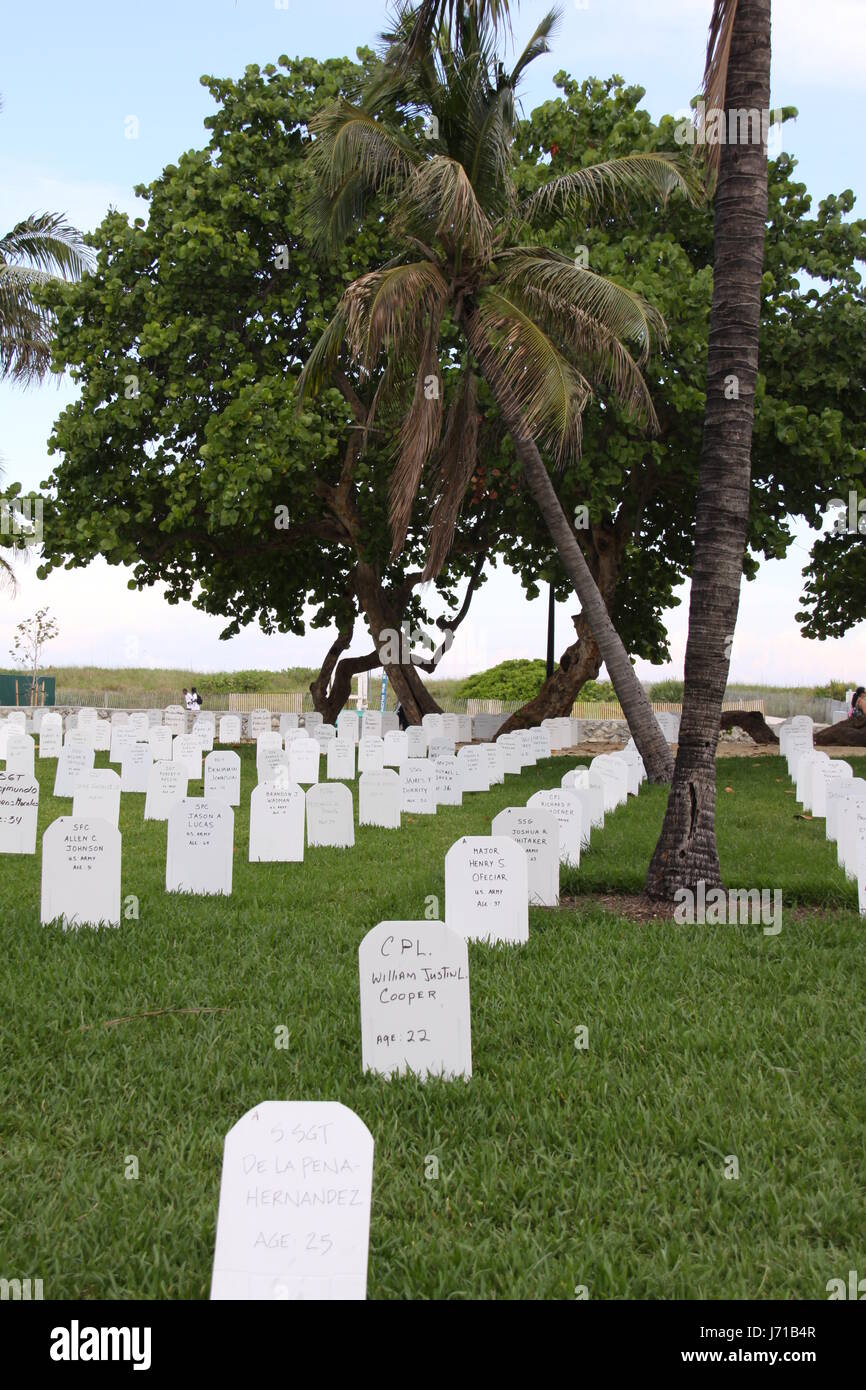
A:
[[1, 0, 864, 682]]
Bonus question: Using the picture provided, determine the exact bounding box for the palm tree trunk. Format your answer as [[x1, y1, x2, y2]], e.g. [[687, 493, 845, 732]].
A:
[[646, 0, 771, 899], [462, 303, 674, 781]]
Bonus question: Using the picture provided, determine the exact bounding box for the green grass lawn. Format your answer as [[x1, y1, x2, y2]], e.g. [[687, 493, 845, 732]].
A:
[[1, 751, 863, 1299]]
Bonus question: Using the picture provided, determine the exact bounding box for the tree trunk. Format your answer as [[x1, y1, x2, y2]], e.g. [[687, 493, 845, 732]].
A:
[[462, 305, 673, 781], [499, 612, 602, 733], [646, 0, 771, 899], [309, 629, 385, 723], [355, 560, 441, 723]]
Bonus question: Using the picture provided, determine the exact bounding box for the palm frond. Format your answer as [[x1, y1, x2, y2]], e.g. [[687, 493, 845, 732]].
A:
[[398, 0, 517, 69], [342, 259, 449, 372], [701, 0, 739, 170], [0, 212, 93, 279], [494, 247, 666, 363], [474, 287, 591, 464], [306, 102, 416, 251], [521, 152, 704, 223], [400, 155, 494, 262], [508, 7, 558, 87], [296, 306, 350, 406], [389, 303, 447, 557], [424, 369, 480, 578]]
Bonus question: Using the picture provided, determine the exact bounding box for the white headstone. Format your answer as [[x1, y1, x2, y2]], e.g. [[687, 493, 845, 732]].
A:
[[249, 780, 305, 862], [456, 744, 489, 792], [434, 754, 462, 807], [358, 736, 385, 774], [73, 770, 121, 829], [210, 1101, 374, 1301], [825, 766, 855, 842], [257, 747, 290, 784], [38, 712, 62, 758], [306, 782, 354, 849], [144, 759, 189, 822], [204, 751, 242, 807], [129, 712, 150, 738], [313, 724, 337, 752], [219, 715, 242, 745], [41, 817, 121, 928], [248, 710, 272, 741], [527, 788, 582, 866], [337, 710, 358, 743], [121, 741, 153, 793], [110, 710, 130, 727], [491, 807, 559, 907], [515, 730, 536, 766], [383, 731, 408, 768], [110, 726, 139, 765], [400, 760, 437, 814], [279, 713, 300, 735], [193, 717, 215, 753], [497, 733, 522, 775], [481, 741, 504, 786], [289, 738, 320, 786], [361, 710, 382, 740], [813, 760, 852, 820], [91, 719, 112, 752], [359, 921, 471, 1080], [406, 726, 428, 759], [444, 835, 529, 944], [427, 737, 454, 761], [456, 714, 472, 744], [421, 713, 444, 739], [304, 711, 323, 731], [0, 771, 39, 854], [257, 730, 283, 754], [327, 738, 356, 781], [53, 745, 95, 797], [166, 799, 233, 895], [359, 770, 401, 829], [147, 725, 174, 762], [164, 705, 186, 736], [529, 727, 551, 761], [4, 732, 34, 777], [442, 714, 460, 744], [174, 734, 203, 782]]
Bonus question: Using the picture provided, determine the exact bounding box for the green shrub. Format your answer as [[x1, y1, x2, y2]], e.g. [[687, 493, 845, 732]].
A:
[[579, 679, 616, 703], [812, 680, 856, 700], [649, 679, 685, 702], [458, 659, 547, 703]]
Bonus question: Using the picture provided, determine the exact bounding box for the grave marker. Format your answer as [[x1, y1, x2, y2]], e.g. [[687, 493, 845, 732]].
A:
[[41, 817, 121, 928], [210, 1101, 374, 1301], [400, 760, 437, 815], [444, 835, 529, 944], [121, 741, 153, 793], [306, 782, 355, 849], [53, 745, 94, 798], [491, 807, 559, 907], [327, 738, 356, 781], [249, 781, 305, 862], [204, 751, 242, 807], [166, 799, 233, 895], [144, 760, 189, 822], [434, 754, 462, 807], [359, 770, 401, 829], [359, 921, 471, 1080], [0, 771, 39, 854], [73, 770, 121, 830]]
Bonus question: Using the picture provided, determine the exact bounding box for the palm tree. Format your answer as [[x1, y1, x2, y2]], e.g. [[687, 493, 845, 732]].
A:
[[299, 4, 700, 777], [646, 0, 772, 897], [0, 210, 92, 385]]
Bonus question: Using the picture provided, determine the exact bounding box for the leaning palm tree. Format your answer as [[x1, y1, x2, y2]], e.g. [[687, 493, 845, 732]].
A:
[[0, 210, 92, 384], [299, 3, 700, 778], [646, 0, 772, 897]]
